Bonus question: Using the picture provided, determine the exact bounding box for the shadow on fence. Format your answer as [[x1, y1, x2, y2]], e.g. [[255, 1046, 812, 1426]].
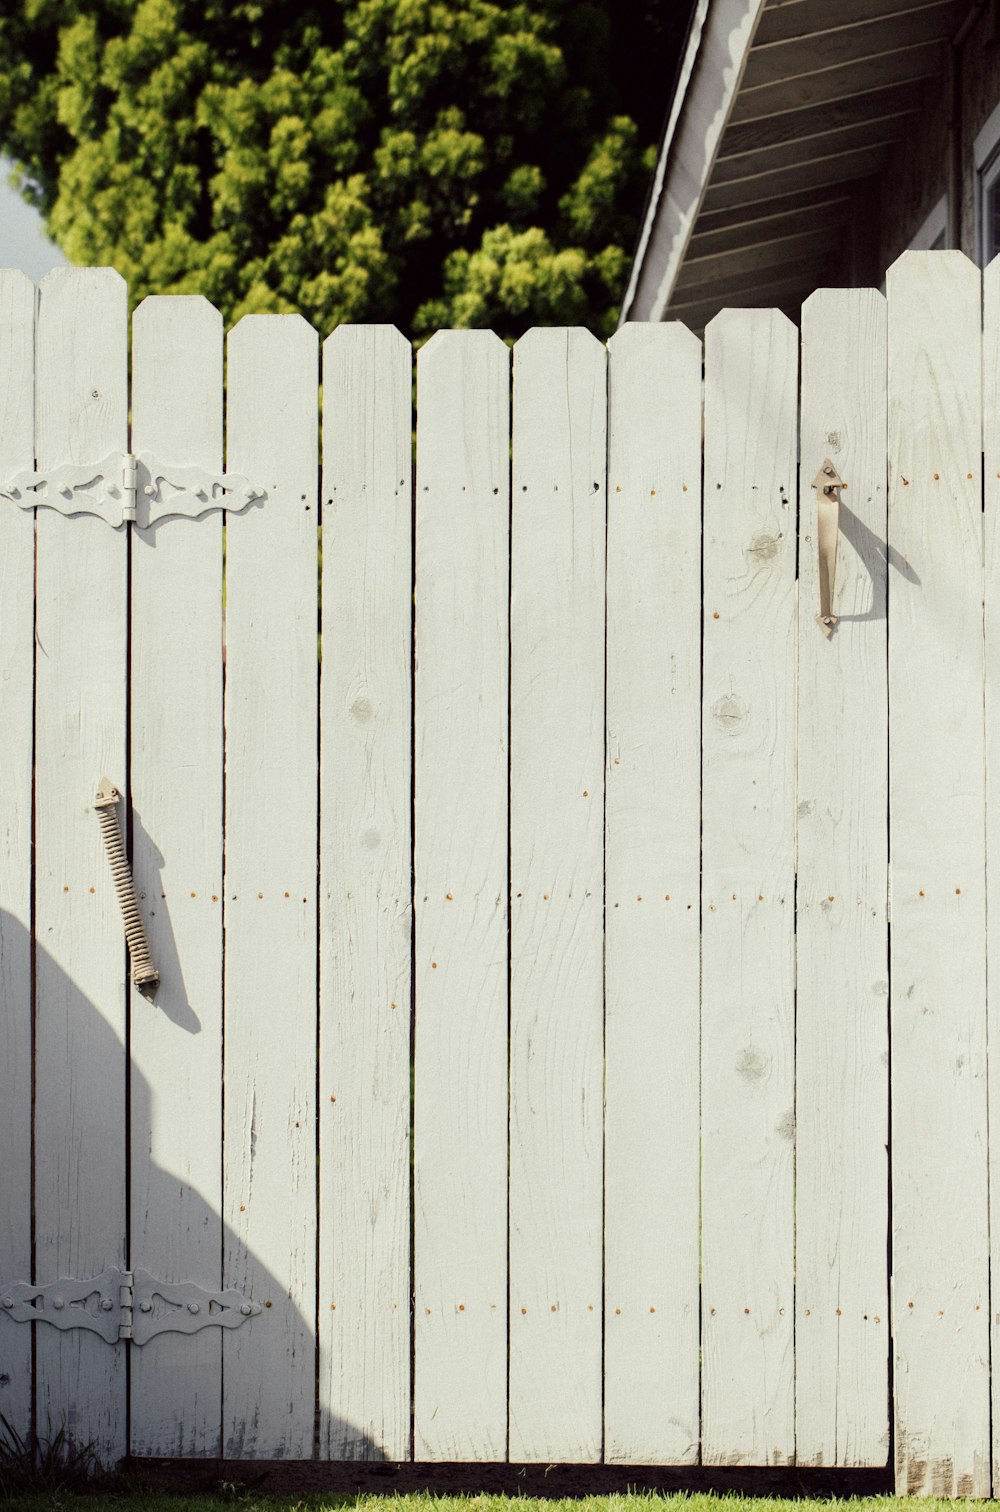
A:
[[0, 907, 384, 1466]]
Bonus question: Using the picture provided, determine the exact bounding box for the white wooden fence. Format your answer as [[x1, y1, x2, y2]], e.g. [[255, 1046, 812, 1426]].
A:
[[0, 253, 996, 1495]]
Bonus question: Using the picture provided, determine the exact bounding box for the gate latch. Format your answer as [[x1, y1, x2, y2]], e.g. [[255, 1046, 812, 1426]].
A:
[[0, 1268, 260, 1345], [0, 452, 266, 529], [811, 457, 845, 637]]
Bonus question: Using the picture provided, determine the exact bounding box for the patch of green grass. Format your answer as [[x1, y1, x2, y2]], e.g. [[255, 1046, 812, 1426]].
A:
[[0, 1415, 100, 1501], [0, 1493, 996, 1512]]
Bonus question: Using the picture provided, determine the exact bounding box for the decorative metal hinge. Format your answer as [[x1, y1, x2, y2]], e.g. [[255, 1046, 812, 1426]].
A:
[[0, 1268, 260, 1345], [0, 452, 266, 529]]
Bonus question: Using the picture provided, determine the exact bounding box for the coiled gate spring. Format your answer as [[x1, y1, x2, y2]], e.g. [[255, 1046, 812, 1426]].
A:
[[94, 776, 159, 995]]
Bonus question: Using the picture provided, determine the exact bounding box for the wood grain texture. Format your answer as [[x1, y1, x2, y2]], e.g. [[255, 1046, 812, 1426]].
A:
[[604, 321, 701, 1465], [413, 330, 510, 1461], [701, 307, 797, 1466], [319, 325, 412, 1461], [508, 328, 606, 1464], [740, 3, 960, 92], [986, 252, 1000, 1499], [796, 287, 889, 1468], [887, 250, 989, 1499], [0, 269, 36, 1441], [33, 267, 129, 1464], [129, 296, 224, 1456], [223, 314, 318, 1459]]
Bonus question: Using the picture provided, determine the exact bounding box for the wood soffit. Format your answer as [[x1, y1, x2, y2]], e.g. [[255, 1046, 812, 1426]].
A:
[[654, 0, 966, 326]]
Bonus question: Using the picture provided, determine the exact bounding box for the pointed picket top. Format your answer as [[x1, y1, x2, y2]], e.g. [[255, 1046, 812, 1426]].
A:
[[0, 266, 37, 299], [322, 323, 410, 503], [36, 264, 128, 463], [608, 316, 701, 360], [228, 308, 319, 353], [886, 245, 979, 283], [801, 282, 885, 318], [513, 323, 606, 358], [133, 291, 223, 327], [0, 270, 35, 473], [323, 319, 409, 354], [704, 302, 798, 339], [418, 325, 507, 366], [132, 296, 223, 467], [37, 263, 127, 293]]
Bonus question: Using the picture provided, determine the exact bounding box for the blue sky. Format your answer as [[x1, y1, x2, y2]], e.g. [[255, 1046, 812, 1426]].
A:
[[0, 159, 67, 282]]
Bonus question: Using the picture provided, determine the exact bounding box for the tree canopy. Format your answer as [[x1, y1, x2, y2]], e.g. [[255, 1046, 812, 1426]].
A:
[[0, 0, 685, 337]]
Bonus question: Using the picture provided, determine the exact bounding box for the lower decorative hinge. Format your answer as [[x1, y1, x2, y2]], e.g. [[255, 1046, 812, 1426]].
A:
[[0, 452, 266, 529], [0, 1268, 260, 1345]]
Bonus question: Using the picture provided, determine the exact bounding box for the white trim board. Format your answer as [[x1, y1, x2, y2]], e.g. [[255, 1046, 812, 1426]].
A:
[[620, 0, 767, 325]]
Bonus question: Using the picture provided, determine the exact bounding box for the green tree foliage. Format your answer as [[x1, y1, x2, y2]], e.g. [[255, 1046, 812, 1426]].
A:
[[0, 0, 685, 336]]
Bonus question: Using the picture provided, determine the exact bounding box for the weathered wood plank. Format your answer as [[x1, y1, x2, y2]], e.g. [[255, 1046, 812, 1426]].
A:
[[718, 79, 927, 156], [887, 250, 989, 1499], [33, 267, 129, 1464], [413, 330, 509, 1461], [986, 252, 1000, 1500], [701, 307, 797, 1466], [699, 144, 894, 217], [675, 227, 851, 296], [692, 186, 854, 243], [668, 270, 825, 331], [509, 328, 605, 1462], [319, 325, 412, 1460], [796, 287, 889, 1467], [753, 0, 962, 48], [223, 314, 318, 1458], [730, 41, 943, 125], [712, 113, 915, 190], [129, 296, 224, 1456], [742, 3, 963, 90], [673, 251, 835, 305], [604, 321, 701, 1465], [0, 269, 36, 1441]]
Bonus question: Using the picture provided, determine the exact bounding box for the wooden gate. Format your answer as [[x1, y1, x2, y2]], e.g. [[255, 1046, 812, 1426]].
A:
[[0, 252, 996, 1495]]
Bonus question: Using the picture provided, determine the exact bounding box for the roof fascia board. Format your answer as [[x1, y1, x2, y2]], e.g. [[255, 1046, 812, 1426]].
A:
[[620, 0, 768, 324], [618, 0, 709, 322]]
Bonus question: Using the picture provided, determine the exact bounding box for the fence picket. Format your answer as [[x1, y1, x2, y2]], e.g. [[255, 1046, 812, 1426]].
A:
[[795, 287, 889, 1467], [413, 330, 510, 1460], [33, 267, 130, 1463], [0, 269, 36, 1442], [320, 324, 412, 1459], [129, 295, 225, 1456], [223, 314, 319, 1457], [701, 306, 797, 1465], [508, 328, 606, 1463], [985, 252, 1000, 1498], [604, 321, 701, 1464], [887, 250, 989, 1498]]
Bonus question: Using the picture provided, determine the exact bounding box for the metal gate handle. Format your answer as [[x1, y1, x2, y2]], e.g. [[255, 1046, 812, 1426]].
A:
[[812, 458, 845, 637], [94, 777, 159, 996]]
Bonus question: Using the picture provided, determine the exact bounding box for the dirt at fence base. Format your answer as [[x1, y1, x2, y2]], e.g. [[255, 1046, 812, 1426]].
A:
[[134, 1457, 893, 1500]]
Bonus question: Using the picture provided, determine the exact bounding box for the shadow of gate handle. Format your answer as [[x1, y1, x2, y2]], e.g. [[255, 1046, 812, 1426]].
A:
[[94, 776, 159, 998], [812, 458, 845, 637]]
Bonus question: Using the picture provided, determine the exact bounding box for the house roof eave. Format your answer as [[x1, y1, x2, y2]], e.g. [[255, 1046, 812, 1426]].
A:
[[620, 0, 768, 325]]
